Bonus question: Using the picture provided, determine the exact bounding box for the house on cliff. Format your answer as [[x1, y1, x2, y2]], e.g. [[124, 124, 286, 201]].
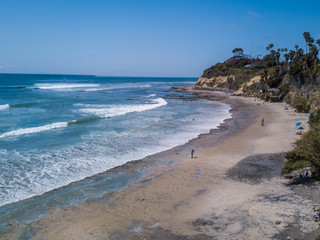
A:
[[260, 88, 281, 102]]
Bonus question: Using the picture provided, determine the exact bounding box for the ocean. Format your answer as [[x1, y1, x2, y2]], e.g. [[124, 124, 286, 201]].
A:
[[0, 74, 231, 230]]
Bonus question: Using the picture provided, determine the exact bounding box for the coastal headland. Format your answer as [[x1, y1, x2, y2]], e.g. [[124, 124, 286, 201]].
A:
[[3, 89, 319, 240]]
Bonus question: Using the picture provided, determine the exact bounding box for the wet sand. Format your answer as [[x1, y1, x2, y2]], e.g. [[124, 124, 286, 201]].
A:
[[3, 90, 318, 240]]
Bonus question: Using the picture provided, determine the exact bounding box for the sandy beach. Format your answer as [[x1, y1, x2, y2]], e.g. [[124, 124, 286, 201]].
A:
[[4, 90, 319, 240]]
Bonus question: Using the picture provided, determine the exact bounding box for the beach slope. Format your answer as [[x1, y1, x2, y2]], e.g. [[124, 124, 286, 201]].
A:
[[7, 93, 318, 240]]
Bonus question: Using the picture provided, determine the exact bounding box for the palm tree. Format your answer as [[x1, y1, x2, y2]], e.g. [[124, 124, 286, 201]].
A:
[[303, 32, 311, 53], [309, 37, 314, 44], [294, 48, 304, 65], [275, 51, 281, 66], [284, 53, 290, 63], [289, 50, 295, 63], [308, 37, 315, 51], [309, 45, 318, 61], [280, 48, 285, 61], [266, 44, 274, 53], [317, 39, 320, 49]]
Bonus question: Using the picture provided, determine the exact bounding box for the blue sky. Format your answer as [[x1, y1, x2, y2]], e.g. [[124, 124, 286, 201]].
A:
[[0, 0, 319, 77]]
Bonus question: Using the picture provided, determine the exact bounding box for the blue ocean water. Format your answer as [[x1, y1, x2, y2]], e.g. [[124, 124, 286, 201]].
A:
[[0, 74, 231, 215]]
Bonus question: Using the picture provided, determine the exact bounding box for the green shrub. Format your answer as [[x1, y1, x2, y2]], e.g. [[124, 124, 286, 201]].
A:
[[282, 151, 310, 174], [309, 109, 320, 127], [250, 64, 265, 70], [289, 64, 303, 76], [292, 96, 310, 113], [283, 118, 320, 179], [279, 84, 290, 96], [217, 83, 225, 88]]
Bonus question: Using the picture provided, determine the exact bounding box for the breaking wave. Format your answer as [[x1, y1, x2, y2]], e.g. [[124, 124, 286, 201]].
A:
[[0, 98, 168, 139], [33, 83, 152, 92], [0, 122, 68, 138], [0, 102, 40, 111], [77, 98, 167, 118], [0, 104, 10, 110], [33, 83, 100, 90]]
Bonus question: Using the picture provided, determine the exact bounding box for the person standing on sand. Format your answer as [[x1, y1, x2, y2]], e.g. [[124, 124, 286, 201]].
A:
[[191, 149, 194, 158], [261, 118, 264, 126]]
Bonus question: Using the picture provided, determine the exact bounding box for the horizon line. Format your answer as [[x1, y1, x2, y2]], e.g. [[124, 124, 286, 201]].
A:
[[0, 72, 198, 79]]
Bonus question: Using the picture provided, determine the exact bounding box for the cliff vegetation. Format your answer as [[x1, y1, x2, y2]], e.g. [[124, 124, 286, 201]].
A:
[[196, 32, 320, 112], [282, 110, 320, 180]]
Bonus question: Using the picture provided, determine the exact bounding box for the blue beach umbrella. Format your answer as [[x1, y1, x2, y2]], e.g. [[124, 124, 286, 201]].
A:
[[295, 122, 302, 126]]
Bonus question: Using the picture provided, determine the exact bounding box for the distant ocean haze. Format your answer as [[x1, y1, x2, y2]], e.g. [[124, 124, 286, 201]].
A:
[[0, 74, 231, 207]]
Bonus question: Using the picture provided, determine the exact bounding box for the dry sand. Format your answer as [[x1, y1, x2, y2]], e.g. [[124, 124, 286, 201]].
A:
[[5, 92, 319, 240]]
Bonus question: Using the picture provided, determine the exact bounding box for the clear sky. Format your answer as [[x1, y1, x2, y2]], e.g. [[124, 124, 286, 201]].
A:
[[0, 0, 319, 77]]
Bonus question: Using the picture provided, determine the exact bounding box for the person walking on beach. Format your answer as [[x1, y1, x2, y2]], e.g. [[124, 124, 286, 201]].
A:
[[191, 149, 194, 158], [261, 118, 264, 126]]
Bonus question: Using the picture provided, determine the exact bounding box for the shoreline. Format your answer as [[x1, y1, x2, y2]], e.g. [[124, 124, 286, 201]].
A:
[[2, 90, 318, 239], [0, 88, 229, 209], [0, 89, 235, 235], [0, 95, 232, 208]]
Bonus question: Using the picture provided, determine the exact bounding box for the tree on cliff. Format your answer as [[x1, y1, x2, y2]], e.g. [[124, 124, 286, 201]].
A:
[[200, 31, 320, 98], [266, 43, 274, 51], [316, 39, 320, 50], [303, 32, 311, 53], [232, 48, 244, 59]]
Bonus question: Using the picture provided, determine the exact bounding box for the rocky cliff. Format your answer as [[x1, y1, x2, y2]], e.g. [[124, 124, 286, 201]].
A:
[[196, 57, 320, 112]]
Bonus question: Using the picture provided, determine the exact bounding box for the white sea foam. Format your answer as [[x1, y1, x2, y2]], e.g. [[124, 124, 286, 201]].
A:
[[0, 101, 231, 207], [0, 122, 68, 138], [81, 84, 152, 92], [33, 83, 151, 92], [106, 83, 152, 90], [83, 88, 110, 92], [73, 103, 110, 108], [78, 98, 167, 118], [0, 104, 10, 110], [34, 83, 100, 90]]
